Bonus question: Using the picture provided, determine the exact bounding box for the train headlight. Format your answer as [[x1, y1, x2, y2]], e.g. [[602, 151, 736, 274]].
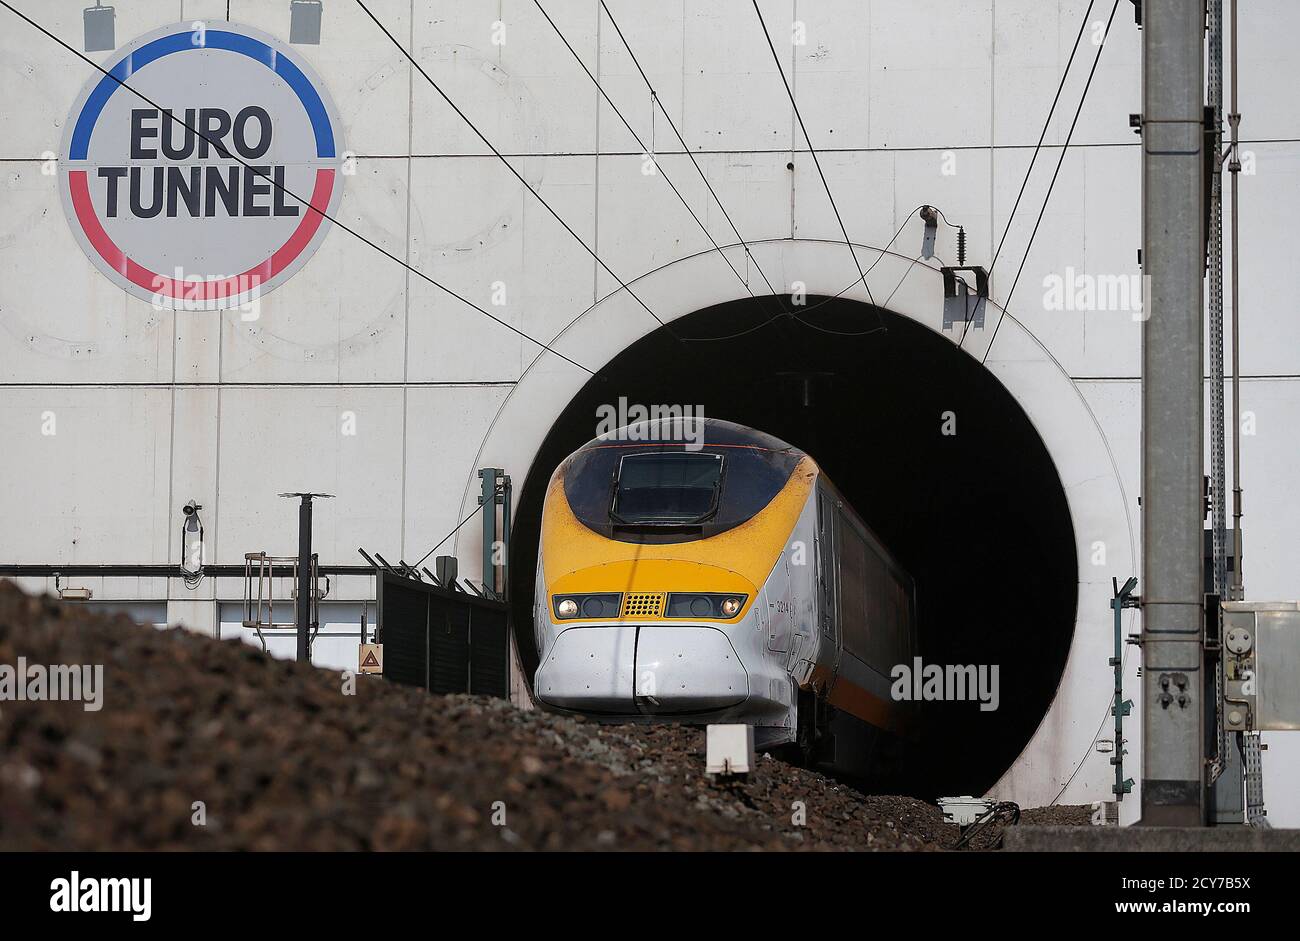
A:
[[553, 593, 622, 620], [665, 593, 748, 619]]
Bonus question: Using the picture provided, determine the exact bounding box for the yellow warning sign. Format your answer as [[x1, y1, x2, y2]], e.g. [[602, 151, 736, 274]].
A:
[[359, 643, 383, 675]]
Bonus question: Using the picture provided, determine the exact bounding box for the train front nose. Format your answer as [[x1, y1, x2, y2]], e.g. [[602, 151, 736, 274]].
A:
[[535, 624, 748, 714], [535, 624, 638, 711], [632, 625, 748, 713]]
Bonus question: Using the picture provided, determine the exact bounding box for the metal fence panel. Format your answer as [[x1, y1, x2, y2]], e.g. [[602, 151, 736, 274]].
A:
[[376, 571, 508, 699]]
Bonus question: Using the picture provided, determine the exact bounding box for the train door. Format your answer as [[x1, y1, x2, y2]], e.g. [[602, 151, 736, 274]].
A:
[[816, 488, 839, 650]]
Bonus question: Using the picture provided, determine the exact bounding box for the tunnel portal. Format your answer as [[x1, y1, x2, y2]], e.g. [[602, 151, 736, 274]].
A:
[[509, 295, 1078, 797]]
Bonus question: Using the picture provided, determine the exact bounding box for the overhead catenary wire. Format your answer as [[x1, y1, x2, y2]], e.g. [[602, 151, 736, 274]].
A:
[[410, 501, 487, 572], [601, 0, 960, 342], [525, 222, 945, 352], [684, 208, 953, 342], [793, 251, 947, 337], [531, 0, 767, 305], [978, 0, 1122, 368], [992, 1, 1098, 273], [958, 0, 1097, 350], [597, 0, 946, 344], [790, 204, 963, 336], [355, 0, 703, 362], [592, 0, 785, 303], [751, 0, 885, 334], [0, 1, 597, 378]]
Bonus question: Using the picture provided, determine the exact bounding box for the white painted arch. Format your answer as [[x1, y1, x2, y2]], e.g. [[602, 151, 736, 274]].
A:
[[455, 237, 1140, 813]]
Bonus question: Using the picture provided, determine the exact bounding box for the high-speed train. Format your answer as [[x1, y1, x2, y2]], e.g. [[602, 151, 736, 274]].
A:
[[533, 418, 918, 778]]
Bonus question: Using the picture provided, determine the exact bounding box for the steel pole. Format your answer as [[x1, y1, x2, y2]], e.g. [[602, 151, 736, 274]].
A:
[[297, 495, 313, 663], [1229, 0, 1244, 602], [479, 467, 499, 596], [501, 473, 512, 603], [1208, 0, 1228, 600], [1140, 0, 1207, 826]]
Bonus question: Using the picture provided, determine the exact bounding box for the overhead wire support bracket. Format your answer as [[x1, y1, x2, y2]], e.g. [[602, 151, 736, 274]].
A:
[[919, 205, 939, 259], [940, 266, 989, 331]]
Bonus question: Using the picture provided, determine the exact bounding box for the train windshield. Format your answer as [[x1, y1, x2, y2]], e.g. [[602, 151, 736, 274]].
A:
[[611, 452, 724, 524]]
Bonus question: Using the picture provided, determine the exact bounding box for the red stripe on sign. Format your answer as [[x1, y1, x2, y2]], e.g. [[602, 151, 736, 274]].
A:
[[271, 169, 333, 274], [69, 168, 335, 301]]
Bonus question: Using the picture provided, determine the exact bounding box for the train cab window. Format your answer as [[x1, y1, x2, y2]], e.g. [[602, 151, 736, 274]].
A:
[[610, 452, 724, 524]]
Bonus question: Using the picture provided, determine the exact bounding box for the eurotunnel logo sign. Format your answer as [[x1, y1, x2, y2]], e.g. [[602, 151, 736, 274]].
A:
[[58, 22, 344, 310]]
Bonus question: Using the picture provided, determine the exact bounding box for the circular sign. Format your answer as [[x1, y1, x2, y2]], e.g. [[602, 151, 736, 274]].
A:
[[59, 22, 344, 310]]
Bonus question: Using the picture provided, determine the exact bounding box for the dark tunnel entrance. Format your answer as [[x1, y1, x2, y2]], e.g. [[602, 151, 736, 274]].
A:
[[508, 295, 1078, 798]]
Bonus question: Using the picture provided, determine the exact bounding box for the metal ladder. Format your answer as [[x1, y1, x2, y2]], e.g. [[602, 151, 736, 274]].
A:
[[241, 551, 323, 655], [1243, 732, 1269, 828]]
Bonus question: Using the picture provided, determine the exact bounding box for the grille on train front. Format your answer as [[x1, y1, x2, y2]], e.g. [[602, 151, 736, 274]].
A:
[[621, 592, 665, 618]]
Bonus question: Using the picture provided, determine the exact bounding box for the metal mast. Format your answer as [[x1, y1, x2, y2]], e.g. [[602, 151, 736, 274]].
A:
[[1229, 0, 1244, 603], [1208, 0, 1228, 600], [1139, 0, 1207, 826], [279, 492, 333, 663]]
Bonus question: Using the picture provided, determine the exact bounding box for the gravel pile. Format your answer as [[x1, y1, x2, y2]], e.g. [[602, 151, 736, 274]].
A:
[[0, 583, 1090, 850]]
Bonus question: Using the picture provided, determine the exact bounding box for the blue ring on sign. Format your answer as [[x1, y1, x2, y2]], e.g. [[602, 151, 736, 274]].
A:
[[69, 29, 335, 161]]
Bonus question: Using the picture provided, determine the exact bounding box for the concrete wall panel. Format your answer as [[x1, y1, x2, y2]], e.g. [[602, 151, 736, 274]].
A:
[[0, 386, 173, 562], [214, 386, 405, 564]]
